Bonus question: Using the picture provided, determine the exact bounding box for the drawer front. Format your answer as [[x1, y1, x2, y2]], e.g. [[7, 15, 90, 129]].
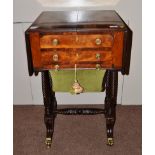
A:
[[41, 50, 112, 69], [40, 34, 113, 49]]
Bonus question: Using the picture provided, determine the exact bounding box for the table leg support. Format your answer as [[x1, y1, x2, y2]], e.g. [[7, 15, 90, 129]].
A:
[[104, 70, 118, 146], [41, 71, 57, 148]]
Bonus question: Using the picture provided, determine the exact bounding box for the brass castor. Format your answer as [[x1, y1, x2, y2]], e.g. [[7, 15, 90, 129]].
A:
[[107, 138, 114, 146], [45, 137, 52, 148]]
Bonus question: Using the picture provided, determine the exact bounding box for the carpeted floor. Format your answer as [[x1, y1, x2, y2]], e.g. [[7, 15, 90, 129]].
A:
[[13, 105, 141, 155]]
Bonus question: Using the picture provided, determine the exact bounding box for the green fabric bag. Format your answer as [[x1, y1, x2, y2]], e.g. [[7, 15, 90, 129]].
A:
[[49, 70, 106, 93]]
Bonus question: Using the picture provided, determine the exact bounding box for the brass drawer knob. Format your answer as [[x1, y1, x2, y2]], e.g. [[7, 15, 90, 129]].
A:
[[52, 39, 59, 46], [96, 64, 101, 70], [54, 64, 59, 71], [53, 54, 58, 61], [95, 38, 102, 45], [96, 53, 101, 60]]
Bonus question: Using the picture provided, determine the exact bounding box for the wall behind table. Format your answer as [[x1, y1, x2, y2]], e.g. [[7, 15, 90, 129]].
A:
[[13, 0, 141, 105]]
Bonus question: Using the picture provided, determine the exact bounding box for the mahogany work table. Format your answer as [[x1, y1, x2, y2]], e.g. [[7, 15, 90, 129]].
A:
[[25, 10, 132, 148]]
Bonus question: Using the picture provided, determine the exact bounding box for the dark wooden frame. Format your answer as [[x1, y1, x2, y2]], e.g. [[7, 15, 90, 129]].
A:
[[41, 70, 118, 147]]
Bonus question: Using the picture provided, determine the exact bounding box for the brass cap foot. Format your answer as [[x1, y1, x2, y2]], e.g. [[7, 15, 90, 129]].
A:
[[107, 138, 114, 146], [45, 137, 52, 148]]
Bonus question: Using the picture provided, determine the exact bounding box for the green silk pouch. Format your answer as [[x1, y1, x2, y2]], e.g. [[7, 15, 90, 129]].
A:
[[49, 70, 106, 93]]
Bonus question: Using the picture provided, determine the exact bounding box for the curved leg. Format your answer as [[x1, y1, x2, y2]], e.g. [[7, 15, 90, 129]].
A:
[[104, 70, 118, 146], [41, 71, 57, 148]]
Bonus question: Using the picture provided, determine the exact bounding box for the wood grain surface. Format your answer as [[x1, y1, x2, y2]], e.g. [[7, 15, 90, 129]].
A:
[[40, 34, 113, 49], [30, 31, 123, 70]]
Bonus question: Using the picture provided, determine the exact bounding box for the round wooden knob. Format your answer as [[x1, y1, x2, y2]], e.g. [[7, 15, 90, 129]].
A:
[[52, 39, 59, 46], [95, 38, 102, 45]]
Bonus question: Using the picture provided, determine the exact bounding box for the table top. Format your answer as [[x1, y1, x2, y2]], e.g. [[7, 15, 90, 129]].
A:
[[28, 10, 127, 33]]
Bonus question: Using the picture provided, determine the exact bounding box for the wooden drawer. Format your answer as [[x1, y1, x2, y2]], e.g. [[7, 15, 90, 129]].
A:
[[41, 50, 112, 69], [40, 34, 113, 49]]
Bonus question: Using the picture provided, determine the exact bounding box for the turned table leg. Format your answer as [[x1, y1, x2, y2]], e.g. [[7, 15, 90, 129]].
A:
[[41, 71, 57, 148], [104, 70, 118, 146]]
